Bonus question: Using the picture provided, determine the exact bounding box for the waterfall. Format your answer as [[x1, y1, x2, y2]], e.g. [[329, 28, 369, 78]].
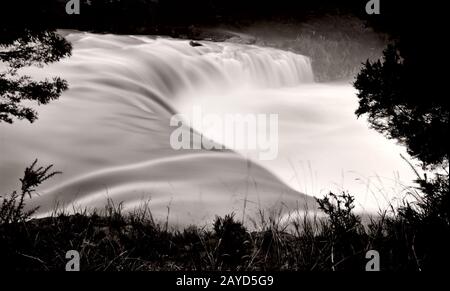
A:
[[0, 32, 414, 225]]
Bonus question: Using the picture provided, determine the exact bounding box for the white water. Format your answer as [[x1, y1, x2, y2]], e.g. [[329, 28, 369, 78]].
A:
[[0, 32, 415, 225]]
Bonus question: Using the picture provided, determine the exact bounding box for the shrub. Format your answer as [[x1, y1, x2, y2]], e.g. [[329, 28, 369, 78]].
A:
[[213, 213, 251, 269], [316, 192, 366, 270], [0, 160, 60, 224]]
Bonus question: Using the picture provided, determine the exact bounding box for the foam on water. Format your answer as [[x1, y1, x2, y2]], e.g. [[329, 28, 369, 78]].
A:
[[0, 32, 414, 224]]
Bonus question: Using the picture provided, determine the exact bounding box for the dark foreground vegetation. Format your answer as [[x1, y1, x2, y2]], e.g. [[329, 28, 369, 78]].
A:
[[0, 160, 448, 271]]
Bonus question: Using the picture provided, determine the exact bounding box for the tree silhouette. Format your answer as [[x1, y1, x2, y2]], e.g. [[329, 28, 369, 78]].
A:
[[355, 43, 449, 241], [354, 44, 448, 169], [0, 29, 72, 123]]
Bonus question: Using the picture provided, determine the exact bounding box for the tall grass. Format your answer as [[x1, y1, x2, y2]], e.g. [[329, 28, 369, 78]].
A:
[[1, 160, 448, 271]]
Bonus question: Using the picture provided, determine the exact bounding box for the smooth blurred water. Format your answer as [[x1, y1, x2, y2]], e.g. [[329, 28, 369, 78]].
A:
[[0, 32, 415, 225]]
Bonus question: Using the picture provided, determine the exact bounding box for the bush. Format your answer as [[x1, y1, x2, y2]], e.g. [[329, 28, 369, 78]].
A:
[[213, 213, 251, 269], [316, 192, 366, 270], [354, 43, 448, 169], [0, 160, 60, 224]]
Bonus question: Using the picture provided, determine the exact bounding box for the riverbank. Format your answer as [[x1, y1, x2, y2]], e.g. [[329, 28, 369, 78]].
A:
[[1, 194, 448, 271]]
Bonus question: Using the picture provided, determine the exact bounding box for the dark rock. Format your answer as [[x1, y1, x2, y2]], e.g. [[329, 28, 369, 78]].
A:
[[189, 40, 203, 47]]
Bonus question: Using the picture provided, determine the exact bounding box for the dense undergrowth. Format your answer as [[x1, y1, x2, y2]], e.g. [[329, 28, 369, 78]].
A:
[[1, 161, 448, 271]]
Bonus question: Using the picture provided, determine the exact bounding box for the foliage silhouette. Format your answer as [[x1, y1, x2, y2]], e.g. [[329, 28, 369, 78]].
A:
[[0, 160, 60, 224], [354, 39, 449, 271], [355, 44, 448, 169], [213, 213, 251, 268], [0, 28, 72, 123], [316, 192, 366, 270]]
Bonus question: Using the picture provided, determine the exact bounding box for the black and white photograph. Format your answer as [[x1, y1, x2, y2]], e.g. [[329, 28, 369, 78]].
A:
[[0, 0, 448, 279]]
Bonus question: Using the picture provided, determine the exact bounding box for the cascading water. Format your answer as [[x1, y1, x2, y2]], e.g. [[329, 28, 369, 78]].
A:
[[0, 32, 414, 225]]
